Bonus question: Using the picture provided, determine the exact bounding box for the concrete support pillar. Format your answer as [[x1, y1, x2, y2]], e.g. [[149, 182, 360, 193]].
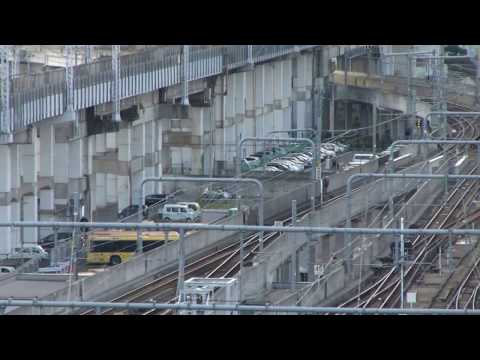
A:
[[273, 60, 284, 132], [95, 173, 107, 209], [22, 194, 38, 244], [53, 124, 70, 211], [191, 108, 205, 175], [283, 58, 293, 130], [95, 132, 106, 154], [106, 173, 117, 205], [372, 103, 377, 155], [255, 65, 265, 140], [0, 145, 12, 254], [329, 85, 336, 138], [263, 63, 274, 135], [144, 120, 156, 187], [68, 137, 84, 194], [155, 120, 163, 193], [38, 189, 54, 239], [9, 144, 21, 247], [117, 123, 132, 210], [21, 126, 39, 244], [39, 124, 54, 179], [245, 69, 256, 140]]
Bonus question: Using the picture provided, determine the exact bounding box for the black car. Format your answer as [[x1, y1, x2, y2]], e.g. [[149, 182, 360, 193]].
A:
[[39, 232, 73, 250], [144, 194, 169, 207], [118, 205, 143, 220]]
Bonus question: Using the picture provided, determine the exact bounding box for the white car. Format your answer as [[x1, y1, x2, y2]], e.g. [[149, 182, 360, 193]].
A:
[[350, 153, 378, 166], [270, 160, 303, 172], [319, 148, 336, 158], [10, 244, 49, 260], [265, 166, 283, 172]]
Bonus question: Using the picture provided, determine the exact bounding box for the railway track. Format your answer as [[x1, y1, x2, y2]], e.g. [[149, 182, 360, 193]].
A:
[[81, 106, 480, 315], [338, 165, 480, 309], [446, 256, 480, 310], [337, 115, 480, 310]]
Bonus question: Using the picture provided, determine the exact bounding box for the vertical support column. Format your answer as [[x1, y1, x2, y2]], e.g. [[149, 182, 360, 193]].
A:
[[290, 200, 297, 290], [64, 46, 77, 125], [307, 196, 316, 282], [22, 126, 40, 244], [247, 45, 253, 66], [181, 45, 190, 106], [372, 100, 377, 155], [38, 124, 55, 239], [329, 84, 335, 138], [476, 49, 480, 108], [117, 123, 132, 210], [84, 45, 94, 64], [0, 46, 12, 136], [177, 228, 186, 302], [112, 45, 121, 123], [0, 145, 12, 254]]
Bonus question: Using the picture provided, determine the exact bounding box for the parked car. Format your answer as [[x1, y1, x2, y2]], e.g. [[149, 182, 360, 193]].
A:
[[145, 194, 169, 207], [241, 156, 262, 172], [269, 160, 303, 172], [350, 153, 378, 166], [0, 266, 15, 274], [265, 165, 283, 172], [202, 188, 234, 200], [271, 146, 288, 157], [10, 245, 49, 260], [252, 150, 275, 163], [160, 204, 201, 222], [177, 202, 202, 221], [118, 205, 145, 220], [39, 232, 73, 250]]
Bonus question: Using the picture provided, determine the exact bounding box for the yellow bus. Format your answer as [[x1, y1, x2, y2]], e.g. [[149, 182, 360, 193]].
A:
[[86, 230, 179, 266]]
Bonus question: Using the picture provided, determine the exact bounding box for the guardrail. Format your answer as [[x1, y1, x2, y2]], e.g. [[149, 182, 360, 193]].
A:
[[1, 45, 320, 134]]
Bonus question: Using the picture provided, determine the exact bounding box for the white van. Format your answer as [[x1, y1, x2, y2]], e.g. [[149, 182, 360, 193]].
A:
[[161, 204, 201, 222], [10, 244, 49, 260]]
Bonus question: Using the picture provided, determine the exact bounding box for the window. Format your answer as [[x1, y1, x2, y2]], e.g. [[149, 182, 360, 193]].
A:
[[91, 240, 137, 253], [181, 208, 187, 213], [171, 207, 179, 213], [143, 241, 165, 252]]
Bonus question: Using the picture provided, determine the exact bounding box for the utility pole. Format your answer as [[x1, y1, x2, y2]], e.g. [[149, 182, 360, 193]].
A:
[[0, 46, 12, 136], [112, 45, 121, 122], [72, 192, 81, 281], [476, 49, 480, 108], [64, 46, 76, 125], [400, 217, 405, 309], [181, 45, 190, 106], [84, 45, 94, 64], [290, 200, 297, 290]]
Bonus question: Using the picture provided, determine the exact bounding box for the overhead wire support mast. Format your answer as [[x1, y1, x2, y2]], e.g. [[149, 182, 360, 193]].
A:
[[181, 45, 190, 106], [112, 45, 121, 122], [64, 45, 76, 124], [0, 46, 12, 137]]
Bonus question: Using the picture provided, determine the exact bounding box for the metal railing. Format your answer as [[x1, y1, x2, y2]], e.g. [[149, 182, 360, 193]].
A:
[[1, 45, 319, 134]]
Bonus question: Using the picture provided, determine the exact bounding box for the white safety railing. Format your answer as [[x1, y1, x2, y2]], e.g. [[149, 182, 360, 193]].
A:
[[1, 45, 320, 134]]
